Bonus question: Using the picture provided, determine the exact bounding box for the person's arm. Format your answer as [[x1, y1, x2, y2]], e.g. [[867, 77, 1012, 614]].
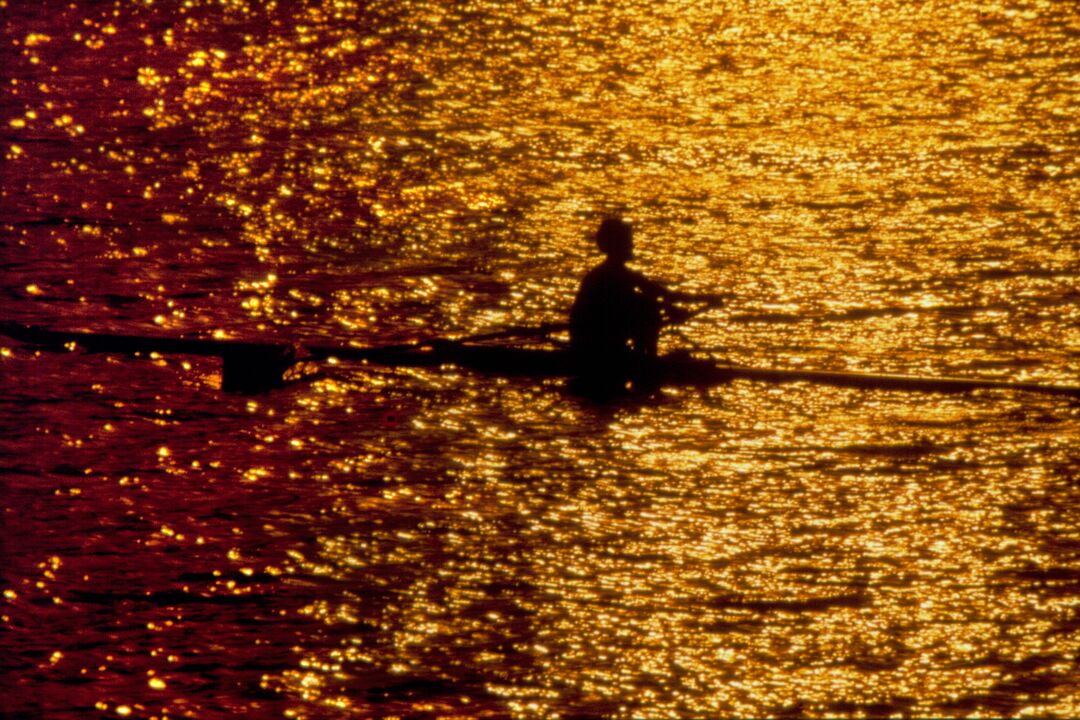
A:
[[670, 289, 729, 306], [632, 271, 728, 307], [632, 272, 670, 300]]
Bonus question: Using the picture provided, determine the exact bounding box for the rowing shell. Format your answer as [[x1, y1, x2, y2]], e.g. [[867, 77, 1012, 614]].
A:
[[317, 343, 1080, 399], [2, 322, 1079, 399]]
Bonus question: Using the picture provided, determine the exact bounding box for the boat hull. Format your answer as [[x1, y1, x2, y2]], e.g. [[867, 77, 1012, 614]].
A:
[[3, 322, 1078, 398]]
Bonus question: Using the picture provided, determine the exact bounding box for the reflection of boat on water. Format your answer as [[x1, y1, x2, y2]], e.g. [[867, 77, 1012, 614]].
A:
[[3, 321, 1080, 399]]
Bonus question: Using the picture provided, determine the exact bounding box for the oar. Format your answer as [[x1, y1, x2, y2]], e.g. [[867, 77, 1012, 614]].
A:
[[713, 363, 1080, 399], [678, 291, 732, 306], [661, 292, 731, 330], [312, 288, 726, 362], [4, 320, 1079, 398], [657, 305, 1080, 399], [0, 320, 571, 391], [312, 289, 729, 361], [301, 322, 569, 362]]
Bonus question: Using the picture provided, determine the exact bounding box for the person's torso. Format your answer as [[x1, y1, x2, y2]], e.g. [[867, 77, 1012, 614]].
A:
[[570, 262, 643, 350]]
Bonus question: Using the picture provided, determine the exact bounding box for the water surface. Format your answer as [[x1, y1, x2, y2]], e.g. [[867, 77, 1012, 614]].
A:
[[2, 0, 1080, 717]]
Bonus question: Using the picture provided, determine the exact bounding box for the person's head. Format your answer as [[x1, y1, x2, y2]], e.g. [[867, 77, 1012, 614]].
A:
[[595, 217, 633, 262]]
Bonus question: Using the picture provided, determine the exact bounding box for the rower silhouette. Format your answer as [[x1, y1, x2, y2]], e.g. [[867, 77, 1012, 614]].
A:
[[570, 217, 715, 393]]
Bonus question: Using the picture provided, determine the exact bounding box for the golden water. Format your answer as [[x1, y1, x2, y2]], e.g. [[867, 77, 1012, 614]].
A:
[[2, 0, 1079, 717]]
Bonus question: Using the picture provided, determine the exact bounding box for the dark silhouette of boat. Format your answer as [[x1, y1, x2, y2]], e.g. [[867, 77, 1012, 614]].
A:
[[3, 321, 1079, 399]]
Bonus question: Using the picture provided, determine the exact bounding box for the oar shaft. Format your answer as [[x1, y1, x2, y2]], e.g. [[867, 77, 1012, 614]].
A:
[[721, 365, 1080, 399], [5, 321, 1077, 399], [303, 322, 569, 360]]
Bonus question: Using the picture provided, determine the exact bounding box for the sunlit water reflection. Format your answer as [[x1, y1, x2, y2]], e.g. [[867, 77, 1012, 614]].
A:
[[2, 0, 1079, 717]]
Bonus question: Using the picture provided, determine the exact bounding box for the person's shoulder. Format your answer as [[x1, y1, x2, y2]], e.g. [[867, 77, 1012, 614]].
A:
[[580, 262, 608, 283], [581, 260, 642, 287]]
